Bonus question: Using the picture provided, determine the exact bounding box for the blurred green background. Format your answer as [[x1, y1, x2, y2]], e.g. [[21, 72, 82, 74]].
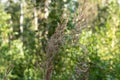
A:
[[0, 0, 120, 80]]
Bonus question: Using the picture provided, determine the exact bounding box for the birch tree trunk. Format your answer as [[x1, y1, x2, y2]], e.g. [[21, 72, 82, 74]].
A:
[[20, 0, 24, 55], [33, 0, 38, 31], [20, 0, 24, 34]]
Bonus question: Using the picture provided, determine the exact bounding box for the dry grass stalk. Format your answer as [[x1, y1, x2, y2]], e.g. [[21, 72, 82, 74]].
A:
[[44, 0, 98, 80], [44, 19, 68, 80], [3, 64, 14, 80], [72, 0, 97, 37], [70, 0, 98, 80]]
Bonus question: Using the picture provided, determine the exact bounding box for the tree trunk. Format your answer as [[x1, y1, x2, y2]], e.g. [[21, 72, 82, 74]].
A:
[[33, 0, 38, 31], [20, 0, 24, 55]]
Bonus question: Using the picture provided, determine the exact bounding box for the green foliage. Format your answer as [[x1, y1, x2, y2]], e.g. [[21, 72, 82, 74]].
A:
[[0, 0, 120, 80]]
